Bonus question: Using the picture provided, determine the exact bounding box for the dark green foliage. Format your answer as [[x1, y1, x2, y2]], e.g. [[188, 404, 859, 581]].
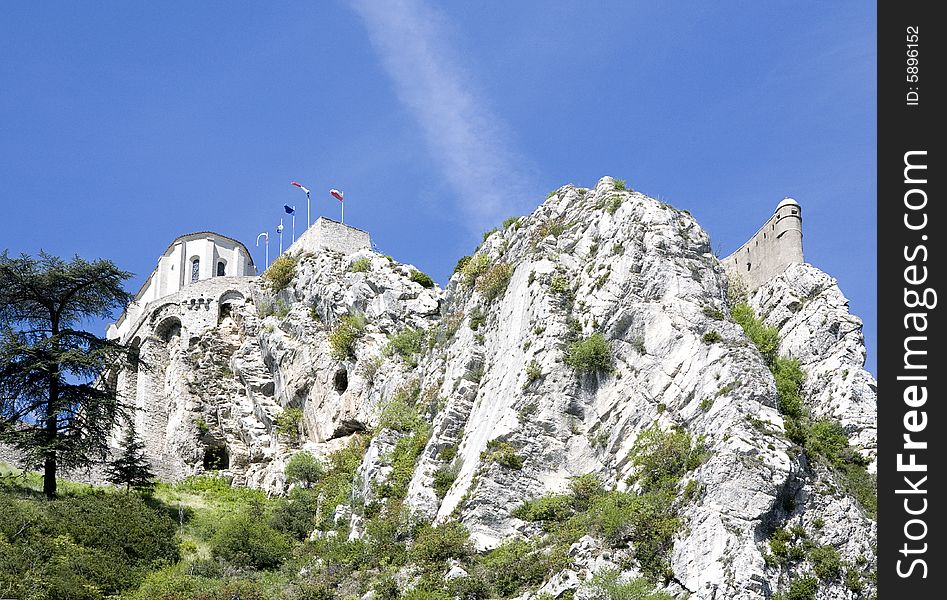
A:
[[584, 568, 675, 600], [564, 333, 613, 374], [809, 544, 842, 580], [513, 493, 575, 525], [774, 576, 819, 600], [479, 539, 568, 597], [606, 196, 623, 214], [262, 253, 297, 291], [702, 331, 722, 344], [0, 490, 179, 597], [613, 179, 627, 191], [309, 435, 369, 531], [702, 306, 725, 320], [731, 303, 779, 365], [210, 512, 292, 569], [386, 327, 424, 361], [461, 254, 491, 287], [409, 521, 472, 569], [482, 439, 524, 470], [0, 251, 134, 498], [268, 486, 321, 540], [284, 450, 324, 487], [453, 255, 472, 274], [549, 274, 571, 294], [410, 269, 436, 288], [107, 426, 156, 492], [627, 426, 706, 494], [328, 313, 367, 360], [379, 424, 431, 500], [773, 357, 805, 418], [468, 306, 486, 330], [570, 473, 606, 510], [275, 407, 304, 441], [433, 462, 459, 498], [502, 216, 521, 229], [524, 360, 542, 387]]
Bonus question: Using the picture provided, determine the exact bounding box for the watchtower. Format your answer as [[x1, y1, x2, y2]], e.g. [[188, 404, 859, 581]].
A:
[[721, 198, 803, 291]]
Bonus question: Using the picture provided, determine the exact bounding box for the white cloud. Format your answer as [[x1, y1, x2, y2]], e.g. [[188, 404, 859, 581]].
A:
[[350, 0, 534, 230]]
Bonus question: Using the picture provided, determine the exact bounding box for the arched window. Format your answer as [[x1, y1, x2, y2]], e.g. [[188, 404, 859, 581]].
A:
[[190, 258, 200, 283], [216, 261, 226, 276]]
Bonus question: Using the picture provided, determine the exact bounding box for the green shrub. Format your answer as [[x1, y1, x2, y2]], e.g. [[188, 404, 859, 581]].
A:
[[329, 313, 367, 360], [533, 217, 568, 242], [378, 391, 424, 433], [482, 227, 499, 242], [773, 357, 806, 418], [613, 179, 627, 191], [513, 494, 574, 525], [386, 327, 424, 361], [702, 306, 725, 320], [549, 274, 570, 295], [453, 255, 472, 274], [564, 333, 613, 374], [482, 439, 524, 470], [702, 331, 722, 344], [606, 196, 623, 214], [774, 576, 819, 600], [475, 263, 513, 302], [210, 512, 292, 569], [461, 254, 492, 286], [409, 521, 472, 568], [410, 269, 436, 288], [479, 539, 567, 597], [433, 462, 459, 498], [809, 544, 842, 580], [731, 303, 779, 366], [310, 435, 369, 530], [262, 254, 297, 291], [628, 426, 707, 493], [276, 407, 303, 440], [583, 568, 674, 600], [468, 307, 486, 330], [284, 450, 323, 487], [502, 216, 521, 229], [351, 257, 372, 273], [380, 424, 431, 500], [269, 486, 321, 540], [524, 360, 542, 387], [570, 473, 605, 510]]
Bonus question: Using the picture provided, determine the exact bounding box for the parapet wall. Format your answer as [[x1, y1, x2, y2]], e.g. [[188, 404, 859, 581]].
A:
[[288, 217, 372, 256], [721, 199, 804, 291]]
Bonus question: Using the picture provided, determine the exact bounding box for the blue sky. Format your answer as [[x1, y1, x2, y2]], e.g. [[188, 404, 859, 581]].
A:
[[0, 1, 876, 373]]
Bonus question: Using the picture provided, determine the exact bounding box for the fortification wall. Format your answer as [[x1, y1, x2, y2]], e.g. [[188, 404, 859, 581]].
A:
[[288, 217, 371, 256], [721, 199, 804, 291]]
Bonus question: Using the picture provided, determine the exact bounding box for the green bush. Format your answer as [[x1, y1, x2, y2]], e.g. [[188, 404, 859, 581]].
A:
[[774, 576, 819, 600], [461, 254, 491, 286], [702, 331, 722, 344], [284, 450, 323, 487], [583, 568, 674, 600], [475, 263, 513, 302], [564, 333, 613, 374], [606, 196, 623, 215], [570, 473, 605, 510], [549, 274, 571, 295], [269, 486, 321, 540], [351, 257, 372, 273], [773, 357, 806, 418], [482, 439, 524, 470], [479, 539, 567, 597], [512, 494, 574, 525], [275, 407, 303, 440], [453, 255, 472, 275], [627, 425, 707, 494], [613, 179, 627, 191], [329, 313, 367, 360], [468, 307, 486, 330], [524, 360, 542, 387], [731, 303, 779, 366], [409, 521, 472, 569], [210, 512, 292, 569], [262, 254, 297, 291], [502, 216, 521, 229], [385, 327, 424, 362], [410, 269, 436, 288], [380, 424, 431, 501], [702, 305, 725, 320], [809, 544, 842, 580], [433, 462, 459, 499]]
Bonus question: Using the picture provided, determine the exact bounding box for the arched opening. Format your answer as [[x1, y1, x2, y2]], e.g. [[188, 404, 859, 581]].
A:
[[333, 368, 349, 394], [218, 290, 246, 324], [203, 446, 230, 471], [746, 262, 752, 272], [190, 257, 200, 283], [154, 317, 182, 343], [216, 260, 226, 276]]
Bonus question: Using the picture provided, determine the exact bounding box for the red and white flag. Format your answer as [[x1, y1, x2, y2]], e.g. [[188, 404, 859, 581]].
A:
[[291, 181, 310, 195], [329, 189, 344, 202]]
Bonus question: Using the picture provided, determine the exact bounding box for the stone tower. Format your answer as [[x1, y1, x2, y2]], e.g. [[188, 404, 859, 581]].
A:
[[721, 198, 803, 291]]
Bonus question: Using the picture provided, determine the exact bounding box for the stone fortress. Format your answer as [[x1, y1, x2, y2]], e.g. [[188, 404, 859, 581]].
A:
[[106, 217, 372, 480], [721, 198, 803, 291]]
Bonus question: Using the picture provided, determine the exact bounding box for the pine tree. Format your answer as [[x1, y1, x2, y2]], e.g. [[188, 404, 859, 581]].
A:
[[0, 251, 133, 498], [107, 426, 156, 492]]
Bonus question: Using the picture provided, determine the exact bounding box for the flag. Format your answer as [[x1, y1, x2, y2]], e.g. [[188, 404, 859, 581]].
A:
[[330, 189, 344, 202], [284, 205, 295, 215], [291, 182, 310, 195]]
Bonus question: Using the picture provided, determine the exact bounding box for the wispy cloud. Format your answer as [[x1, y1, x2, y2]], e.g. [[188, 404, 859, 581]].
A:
[[350, 0, 534, 230]]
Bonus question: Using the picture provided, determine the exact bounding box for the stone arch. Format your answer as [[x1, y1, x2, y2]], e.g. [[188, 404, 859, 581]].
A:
[[154, 316, 183, 343], [203, 445, 230, 471], [218, 290, 245, 323]]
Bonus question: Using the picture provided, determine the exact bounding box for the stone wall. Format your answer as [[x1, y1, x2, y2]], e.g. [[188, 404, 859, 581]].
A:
[[288, 217, 372, 257], [721, 198, 803, 291]]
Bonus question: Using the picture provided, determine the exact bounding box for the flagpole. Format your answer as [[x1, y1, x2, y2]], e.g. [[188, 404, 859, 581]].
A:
[[291, 207, 296, 244], [307, 192, 311, 229], [256, 232, 269, 270], [278, 219, 284, 255], [341, 201, 344, 224]]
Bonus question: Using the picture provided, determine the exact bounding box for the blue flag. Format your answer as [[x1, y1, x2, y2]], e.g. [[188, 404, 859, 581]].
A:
[[284, 205, 295, 215]]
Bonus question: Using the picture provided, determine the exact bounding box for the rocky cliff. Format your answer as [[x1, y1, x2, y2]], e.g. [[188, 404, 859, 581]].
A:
[[129, 177, 876, 599]]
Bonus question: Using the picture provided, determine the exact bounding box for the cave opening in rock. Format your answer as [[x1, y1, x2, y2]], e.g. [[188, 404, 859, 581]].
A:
[[203, 446, 229, 471], [333, 368, 348, 393]]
